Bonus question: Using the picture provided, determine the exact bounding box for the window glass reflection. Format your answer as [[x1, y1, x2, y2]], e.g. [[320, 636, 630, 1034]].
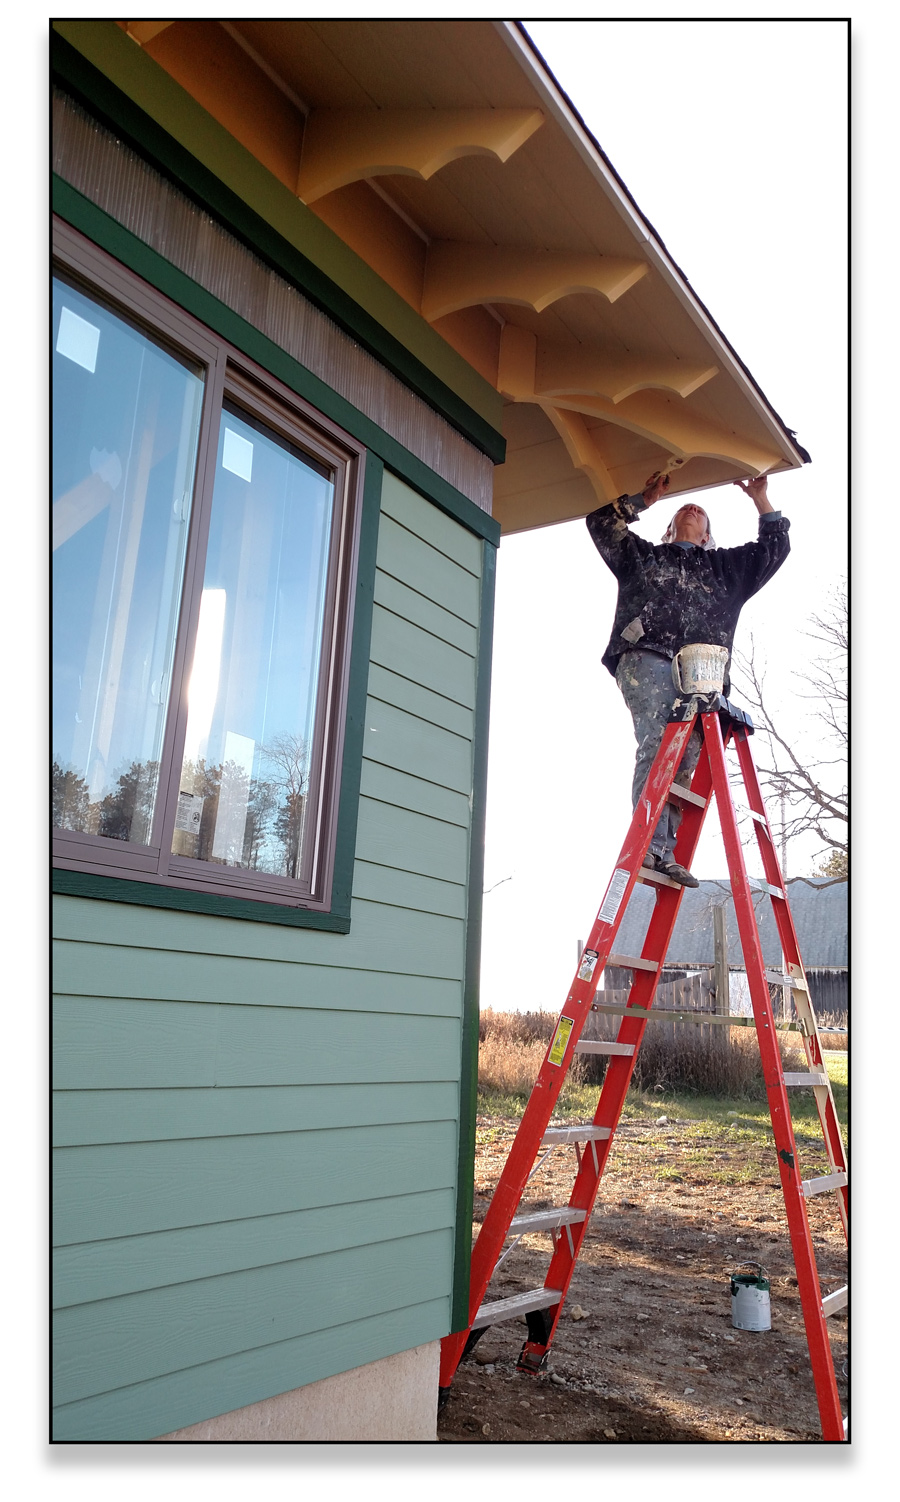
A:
[[52, 278, 203, 844], [174, 405, 334, 878]]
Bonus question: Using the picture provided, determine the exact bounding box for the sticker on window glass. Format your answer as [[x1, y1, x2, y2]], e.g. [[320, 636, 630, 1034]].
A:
[[577, 949, 599, 982], [56, 307, 101, 373], [548, 1016, 574, 1067], [175, 792, 205, 834], [222, 428, 254, 482]]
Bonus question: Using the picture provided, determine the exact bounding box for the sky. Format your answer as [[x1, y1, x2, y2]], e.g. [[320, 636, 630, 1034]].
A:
[[479, 17, 849, 1016]]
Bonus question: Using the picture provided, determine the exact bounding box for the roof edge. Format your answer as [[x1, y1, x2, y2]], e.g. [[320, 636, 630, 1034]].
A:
[[500, 21, 812, 468]]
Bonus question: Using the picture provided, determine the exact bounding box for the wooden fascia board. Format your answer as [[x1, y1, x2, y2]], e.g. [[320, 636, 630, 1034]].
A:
[[495, 21, 809, 470]]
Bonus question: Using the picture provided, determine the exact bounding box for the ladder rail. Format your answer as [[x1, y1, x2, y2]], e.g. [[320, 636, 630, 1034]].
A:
[[703, 712, 846, 1442], [438, 714, 699, 1386], [732, 730, 848, 1235], [517, 732, 720, 1369], [439, 700, 847, 1443]]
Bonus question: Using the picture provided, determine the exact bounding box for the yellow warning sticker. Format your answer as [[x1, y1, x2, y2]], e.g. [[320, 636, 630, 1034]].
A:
[[548, 1016, 574, 1067]]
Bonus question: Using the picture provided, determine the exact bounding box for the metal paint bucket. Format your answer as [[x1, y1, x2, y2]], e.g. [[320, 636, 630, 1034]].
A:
[[730, 1262, 771, 1331], [671, 643, 729, 695]]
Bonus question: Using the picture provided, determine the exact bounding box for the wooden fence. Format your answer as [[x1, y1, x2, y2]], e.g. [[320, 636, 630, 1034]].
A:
[[585, 970, 719, 1047]]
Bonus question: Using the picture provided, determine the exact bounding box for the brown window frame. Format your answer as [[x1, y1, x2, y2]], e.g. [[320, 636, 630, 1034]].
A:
[[52, 221, 366, 913]]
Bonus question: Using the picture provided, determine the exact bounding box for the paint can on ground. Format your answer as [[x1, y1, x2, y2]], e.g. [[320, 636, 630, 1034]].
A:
[[671, 643, 729, 695], [730, 1263, 771, 1331]]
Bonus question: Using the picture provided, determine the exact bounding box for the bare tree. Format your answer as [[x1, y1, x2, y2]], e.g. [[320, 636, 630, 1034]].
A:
[[731, 581, 847, 881], [263, 732, 310, 880]]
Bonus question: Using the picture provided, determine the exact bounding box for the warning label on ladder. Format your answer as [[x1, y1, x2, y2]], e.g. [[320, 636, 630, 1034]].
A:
[[598, 868, 630, 925], [548, 1016, 574, 1066]]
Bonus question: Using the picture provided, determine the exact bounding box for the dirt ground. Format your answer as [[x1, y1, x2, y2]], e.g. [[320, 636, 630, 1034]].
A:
[[437, 1113, 848, 1445]]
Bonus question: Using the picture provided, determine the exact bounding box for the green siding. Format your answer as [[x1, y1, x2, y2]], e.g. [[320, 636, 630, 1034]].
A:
[[54, 1123, 458, 1246], [53, 470, 489, 1439], [53, 1000, 461, 1092], [370, 608, 477, 711], [53, 1082, 459, 1149], [375, 514, 482, 622], [52, 1301, 448, 1443], [373, 571, 478, 656], [54, 1229, 452, 1408], [352, 860, 466, 919], [54, 1188, 456, 1307], [359, 759, 470, 828]]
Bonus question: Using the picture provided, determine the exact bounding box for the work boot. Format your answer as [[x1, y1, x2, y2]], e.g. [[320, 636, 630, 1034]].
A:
[[659, 859, 699, 888]]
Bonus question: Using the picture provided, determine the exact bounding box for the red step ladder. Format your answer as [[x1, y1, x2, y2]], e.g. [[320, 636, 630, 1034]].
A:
[[440, 694, 848, 1441]]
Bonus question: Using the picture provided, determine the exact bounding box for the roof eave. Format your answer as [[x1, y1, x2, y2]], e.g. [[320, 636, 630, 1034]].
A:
[[498, 21, 810, 470]]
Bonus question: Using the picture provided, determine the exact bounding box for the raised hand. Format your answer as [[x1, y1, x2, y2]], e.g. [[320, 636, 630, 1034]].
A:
[[642, 471, 671, 506], [733, 475, 771, 510]]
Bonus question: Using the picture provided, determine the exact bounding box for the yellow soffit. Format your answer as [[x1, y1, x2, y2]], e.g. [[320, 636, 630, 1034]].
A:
[[533, 343, 719, 405], [297, 108, 544, 203]]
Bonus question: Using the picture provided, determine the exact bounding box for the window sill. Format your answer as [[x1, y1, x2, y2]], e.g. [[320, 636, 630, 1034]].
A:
[[52, 866, 352, 932]]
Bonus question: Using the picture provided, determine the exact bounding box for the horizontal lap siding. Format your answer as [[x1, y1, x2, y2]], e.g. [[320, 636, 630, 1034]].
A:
[[52, 470, 483, 1439]]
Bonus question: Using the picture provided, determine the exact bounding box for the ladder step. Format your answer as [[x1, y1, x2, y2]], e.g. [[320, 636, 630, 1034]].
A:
[[509, 1207, 587, 1236], [801, 1171, 848, 1198], [542, 1125, 612, 1144], [738, 805, 768, 826], [751, 879, 785, 899], [668, 784, 707, 808], [608, 952, 659, 973], [783, 1072, 829, 1088], [764, 969, 808, 991], [575, 1040, 636, 1056], [472, 1287, 563, 1329], [637, 867, 682, 889], [593, 1002, 803, 1032], [822, 1285, 848, 1317]]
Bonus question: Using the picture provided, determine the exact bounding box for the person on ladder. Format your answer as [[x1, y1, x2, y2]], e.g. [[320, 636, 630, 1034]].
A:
[[586, 471, 790, 887]]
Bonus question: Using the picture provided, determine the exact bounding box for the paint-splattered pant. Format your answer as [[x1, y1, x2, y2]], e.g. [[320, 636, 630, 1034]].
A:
[[615, 648, 703, 864]]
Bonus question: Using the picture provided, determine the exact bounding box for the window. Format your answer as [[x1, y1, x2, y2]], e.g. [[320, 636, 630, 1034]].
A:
[[52, 226, 365, 911]]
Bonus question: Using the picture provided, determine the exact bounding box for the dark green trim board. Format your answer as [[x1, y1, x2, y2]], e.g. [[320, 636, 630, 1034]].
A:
[[450, 537, 497, 1331], [50, 25, 506, 465], [52, 453, 382, 931], [52, 179, 499, 551]]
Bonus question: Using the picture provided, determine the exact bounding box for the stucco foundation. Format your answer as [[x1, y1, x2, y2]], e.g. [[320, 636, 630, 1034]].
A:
[[155, 1340, 440, 1442]]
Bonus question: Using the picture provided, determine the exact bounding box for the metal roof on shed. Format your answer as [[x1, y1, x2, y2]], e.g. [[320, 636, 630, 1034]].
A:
[[609, 878, 847, 970]]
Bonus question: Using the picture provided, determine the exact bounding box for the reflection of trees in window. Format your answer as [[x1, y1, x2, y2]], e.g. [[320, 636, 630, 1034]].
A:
[[53, 756, 158, 845], [97, 761, 159, 845], [242, 776, 278, 870], [52, 761, 94, 833], [265, 734, 309, 880], [176, 734, 309, 876], [54, 734, 309, 872]]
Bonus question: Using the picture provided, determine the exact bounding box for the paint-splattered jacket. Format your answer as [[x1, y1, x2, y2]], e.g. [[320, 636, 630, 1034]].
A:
[[586, 494, 790, 693]]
